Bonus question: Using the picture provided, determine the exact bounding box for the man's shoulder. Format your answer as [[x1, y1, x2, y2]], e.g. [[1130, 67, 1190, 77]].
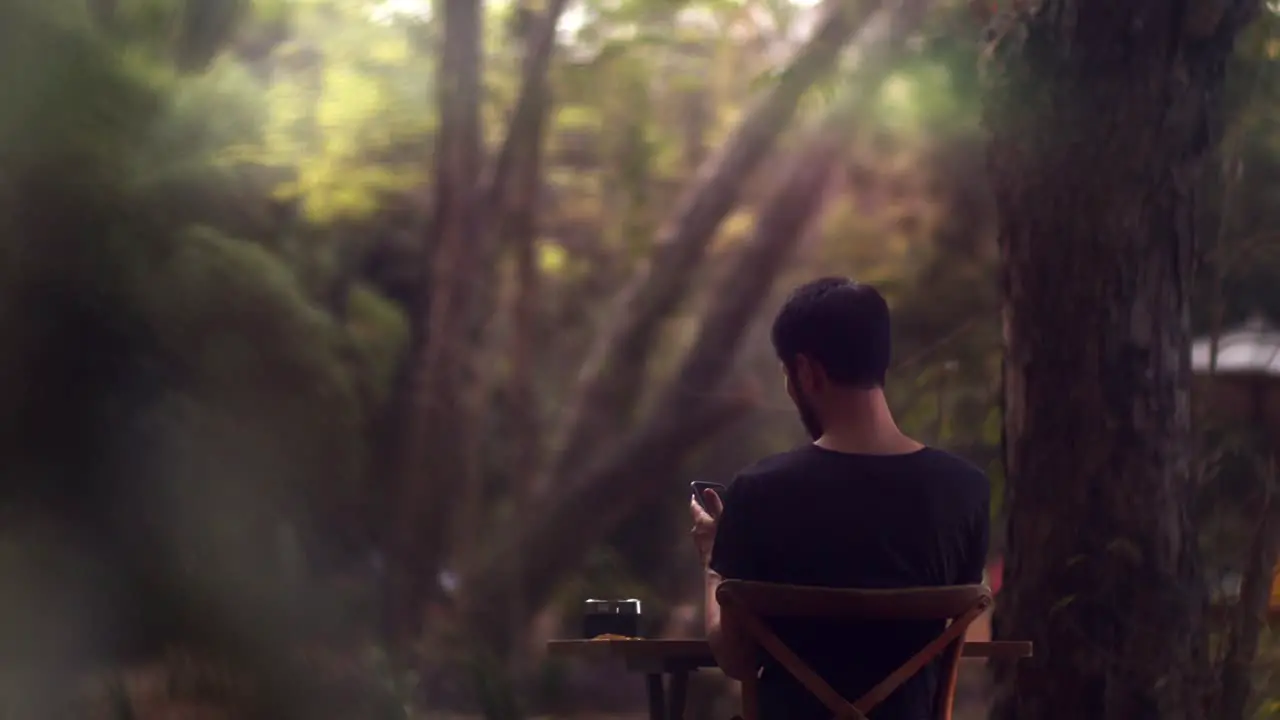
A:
[[920, 447, 988, 476], [730, 447, 815, 484], [912, 450, 990, 529]]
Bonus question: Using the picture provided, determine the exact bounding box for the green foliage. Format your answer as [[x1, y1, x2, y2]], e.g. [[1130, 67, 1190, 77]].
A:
[[874, 63, 971, 135], [0, 2, 386, 678], [0, 1, 161, 176], [130, 58, 266, 189], [225, 0, 435, 223], [347, 282, 411, 405], [143, 227, 346, 387], [136, 227, 365, 504]]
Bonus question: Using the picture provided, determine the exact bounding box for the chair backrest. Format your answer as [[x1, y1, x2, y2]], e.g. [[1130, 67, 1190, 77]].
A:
[[716, 581, 992, 720]]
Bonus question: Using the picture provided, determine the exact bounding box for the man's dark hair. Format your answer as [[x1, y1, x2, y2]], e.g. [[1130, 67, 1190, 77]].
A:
[[770, 277, 891, 388]]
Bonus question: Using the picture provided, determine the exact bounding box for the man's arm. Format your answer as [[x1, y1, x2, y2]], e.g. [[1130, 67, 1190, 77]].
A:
[[703, 480, 761, 680], [703, 567, 758, 680]]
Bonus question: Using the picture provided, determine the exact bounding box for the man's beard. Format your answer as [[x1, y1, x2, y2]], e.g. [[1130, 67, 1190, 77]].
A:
[[793, 385, 824, 441]]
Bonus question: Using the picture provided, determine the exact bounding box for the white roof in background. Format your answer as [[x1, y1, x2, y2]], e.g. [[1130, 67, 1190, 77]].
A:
[[1191, 315, 1280, 376]]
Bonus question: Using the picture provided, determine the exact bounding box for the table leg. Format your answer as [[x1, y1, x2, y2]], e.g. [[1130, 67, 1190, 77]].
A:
[[646, 673, 667, 720], [667, 671, 689, 720]]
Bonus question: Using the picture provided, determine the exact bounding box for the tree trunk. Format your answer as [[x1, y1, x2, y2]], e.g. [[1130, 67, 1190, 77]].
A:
[[386, 0, 483, 644], [449, 2, 576, 544], [1216, 446, 1278, 720], [983, 2, 1256, 720], [461, 4, 555, 673], [382, 0, 579, 648]]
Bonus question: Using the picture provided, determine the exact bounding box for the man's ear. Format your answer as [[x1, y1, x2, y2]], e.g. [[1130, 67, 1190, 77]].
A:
[[794, 354, 818, 391]]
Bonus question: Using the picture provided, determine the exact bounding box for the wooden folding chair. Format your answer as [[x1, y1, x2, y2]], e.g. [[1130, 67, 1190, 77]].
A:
[[716, 581, 993, 720]]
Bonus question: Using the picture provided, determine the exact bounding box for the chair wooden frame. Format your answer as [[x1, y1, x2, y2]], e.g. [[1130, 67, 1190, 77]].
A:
[[716, 581, 994, 720]]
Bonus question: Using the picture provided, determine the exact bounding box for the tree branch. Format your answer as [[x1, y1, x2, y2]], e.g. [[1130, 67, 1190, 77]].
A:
[[484, 0, 571, 214], [447, 0, 939, 645], [450, 0, 559, 575], [385, 0, 574, 642], [539, 0, 885, 494], [458, 132, 844, 637]]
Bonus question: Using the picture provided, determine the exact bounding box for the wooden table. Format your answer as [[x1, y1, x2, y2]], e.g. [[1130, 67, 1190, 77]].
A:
[[549, 639, 1032, 720]]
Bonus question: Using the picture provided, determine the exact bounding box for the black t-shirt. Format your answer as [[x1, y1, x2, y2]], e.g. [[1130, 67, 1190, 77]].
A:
[[708, 445, 989, 720]]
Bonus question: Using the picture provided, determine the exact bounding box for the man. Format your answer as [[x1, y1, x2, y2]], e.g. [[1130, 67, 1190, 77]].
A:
[[690, 277, 989, 720]]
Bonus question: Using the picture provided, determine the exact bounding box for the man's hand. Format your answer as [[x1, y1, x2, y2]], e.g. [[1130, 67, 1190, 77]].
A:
[[691, 486, 757, 679], [689, 488, 725, 567]]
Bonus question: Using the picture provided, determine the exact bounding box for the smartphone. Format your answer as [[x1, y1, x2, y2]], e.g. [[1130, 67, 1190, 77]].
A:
[[690, 481, 727, 513]]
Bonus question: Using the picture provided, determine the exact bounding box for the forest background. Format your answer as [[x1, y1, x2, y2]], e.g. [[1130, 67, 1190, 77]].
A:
[[3, 0, 1280, 719]]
